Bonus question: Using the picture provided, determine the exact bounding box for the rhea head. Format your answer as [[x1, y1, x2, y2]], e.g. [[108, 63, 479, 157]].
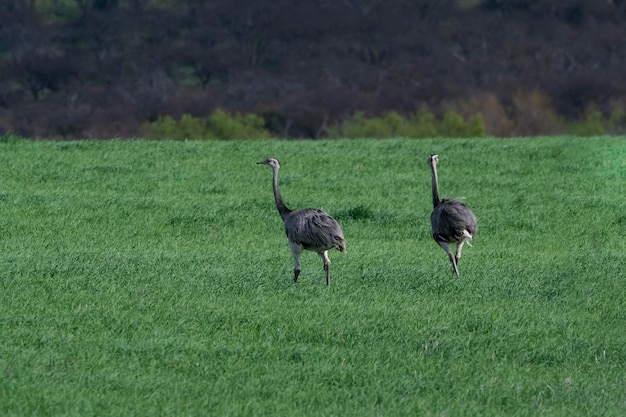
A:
[[257, 157, 281, 169], [428, 154, 439, 166]]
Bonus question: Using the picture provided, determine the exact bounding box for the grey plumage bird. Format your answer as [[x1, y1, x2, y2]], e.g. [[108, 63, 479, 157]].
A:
[[428, 154, 477, 276], [257, 158, 346, 286]]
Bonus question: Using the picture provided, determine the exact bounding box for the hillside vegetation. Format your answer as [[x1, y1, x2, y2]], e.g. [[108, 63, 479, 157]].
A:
[[1, 1, 626, 138], [0, 136, 624, 416]]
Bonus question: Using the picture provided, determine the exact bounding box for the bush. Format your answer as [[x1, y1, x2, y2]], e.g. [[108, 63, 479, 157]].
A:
[[405, 106, 438, 138], [466, 114, 488, 137], [140, 109, 272, 140], [0, 132, 24, 144], [608, 108, 626, 134], [511, 90, 564, 135], [569, 105, 607, 136], [327, 107, 486, 139], [440, 93, 511, 137], [206, 109, 272, 140], [326, 111, 404, 139], [138, 100, 623, 140], [562, 103, 626, 136]]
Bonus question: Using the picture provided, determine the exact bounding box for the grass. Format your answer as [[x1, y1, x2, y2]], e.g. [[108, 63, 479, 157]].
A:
[[0, 136, 624, 416]]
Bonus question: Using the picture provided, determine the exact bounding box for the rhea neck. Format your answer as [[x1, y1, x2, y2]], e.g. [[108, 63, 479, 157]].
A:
[[430, 161, 441, 208], [270, 165, 292, 219]]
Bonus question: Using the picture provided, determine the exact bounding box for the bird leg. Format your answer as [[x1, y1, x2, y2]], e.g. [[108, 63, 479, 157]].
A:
[[290, 241, 303, 283], [324, 263, 330, 286], [455, 240, 465, 268], [449, 253, 460, 276], [320, 251, 331, 286], [438, 241, 460, 276]]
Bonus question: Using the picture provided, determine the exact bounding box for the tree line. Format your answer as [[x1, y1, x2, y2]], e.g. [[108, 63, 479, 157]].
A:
[[1, 0, 625, 139]]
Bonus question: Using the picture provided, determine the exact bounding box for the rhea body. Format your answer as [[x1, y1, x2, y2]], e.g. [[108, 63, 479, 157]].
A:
[[257, 158, 346, 286], [428, 154, 477, 275]]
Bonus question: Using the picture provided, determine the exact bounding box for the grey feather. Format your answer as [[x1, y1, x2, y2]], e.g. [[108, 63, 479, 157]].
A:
[[284, 208, 346, 253], [430, 199, 477, 243]]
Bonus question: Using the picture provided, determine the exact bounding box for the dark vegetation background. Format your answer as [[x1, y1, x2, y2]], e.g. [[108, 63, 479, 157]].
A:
[[1, 0, 626, 139]]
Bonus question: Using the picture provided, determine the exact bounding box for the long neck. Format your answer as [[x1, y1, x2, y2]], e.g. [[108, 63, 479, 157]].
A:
[[271, 166, 291, 219], [430, 163, 441, 208]]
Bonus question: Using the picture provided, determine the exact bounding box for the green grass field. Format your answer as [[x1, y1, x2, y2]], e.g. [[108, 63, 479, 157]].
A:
[[0, 136, 624, 416]]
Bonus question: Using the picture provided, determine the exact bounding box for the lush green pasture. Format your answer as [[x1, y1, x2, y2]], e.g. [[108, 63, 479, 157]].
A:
[[0, 136, 624, 416]]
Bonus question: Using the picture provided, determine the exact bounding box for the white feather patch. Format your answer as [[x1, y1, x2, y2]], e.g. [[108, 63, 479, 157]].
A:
[[462, 230, 473, 246]]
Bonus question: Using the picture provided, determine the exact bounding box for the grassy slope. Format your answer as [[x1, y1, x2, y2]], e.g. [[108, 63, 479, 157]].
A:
[[0, 136, 624, 416]]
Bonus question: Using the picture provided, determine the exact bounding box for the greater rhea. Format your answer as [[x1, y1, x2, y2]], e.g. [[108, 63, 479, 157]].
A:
[[257, 158, 346, 286], [428, 154, 477, 275]]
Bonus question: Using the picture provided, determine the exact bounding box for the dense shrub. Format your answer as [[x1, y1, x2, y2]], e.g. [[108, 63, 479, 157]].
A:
[[565, 104, 626, 136], [510, 90, 564, 136], [325, 111, 404, 139], [608, 108, 626, 134], [441, 94, 514, 137], [134, 100, 626, 140], [439, 112, 486, 138], [139, 109, 272, 140], [569, 105, 606, 136], [0, 132, 23, 144], [406, 107, 439, 138], [327, 108, 486, 139]]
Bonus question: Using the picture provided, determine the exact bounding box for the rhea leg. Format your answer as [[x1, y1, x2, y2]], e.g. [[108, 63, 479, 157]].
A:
[[437, 241, 459, 276], [289, 241, 304, 283], [455, 240, 466, 267], [319, 251, 331, 286]]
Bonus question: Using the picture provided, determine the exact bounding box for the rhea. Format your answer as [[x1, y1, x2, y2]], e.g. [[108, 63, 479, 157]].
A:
[[257, 158, 346, 286], [428, 154, 477, 276]]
